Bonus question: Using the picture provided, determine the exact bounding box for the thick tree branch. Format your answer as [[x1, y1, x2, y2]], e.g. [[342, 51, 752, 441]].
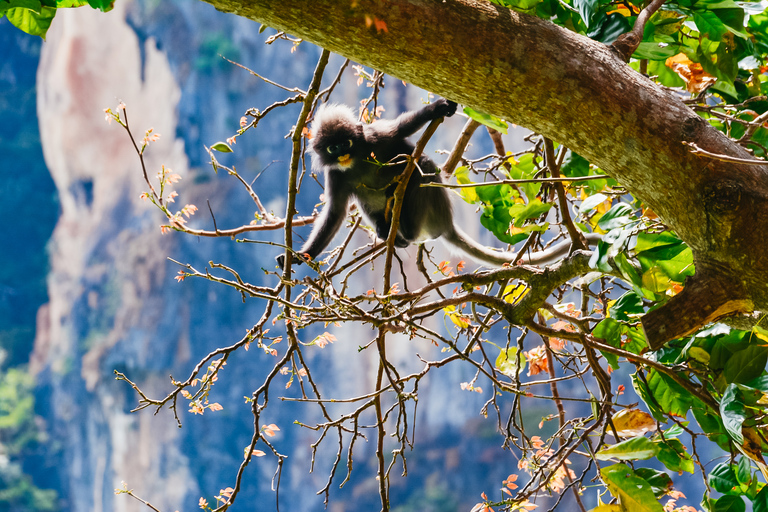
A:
[[205, 0, 768, 344]]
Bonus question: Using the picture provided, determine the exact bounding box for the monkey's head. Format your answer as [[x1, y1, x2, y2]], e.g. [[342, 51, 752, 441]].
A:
[[310, 104, 366, 170]]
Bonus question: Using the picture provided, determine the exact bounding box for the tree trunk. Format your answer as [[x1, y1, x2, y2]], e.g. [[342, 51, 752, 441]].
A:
[[203, 0, 768, 346]]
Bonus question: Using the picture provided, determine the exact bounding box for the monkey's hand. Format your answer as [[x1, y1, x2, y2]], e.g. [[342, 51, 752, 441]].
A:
[[433, 98, 458, 119]]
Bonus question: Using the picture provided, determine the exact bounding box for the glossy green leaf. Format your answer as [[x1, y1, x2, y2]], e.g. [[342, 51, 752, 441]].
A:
[[5, 5, 55, 37], [593, 318, 621, 369], [723, 344, 768, 384], [589, 12, 631, 44], [633, 41, 682, 60], [656, 438, 695, 473], [597, 202, 634, 230], [579, 192, 609, 214], [720, 383, 747, 444], [573, 0, 598, 28], [635, 231, 683, 253], [709, 462, 740, 495], [0, 0, 41, 12], [634, 468, 673, 497], [596, 436, 660, 461], [601, 464, 664, 512], [692, 403, 731, 450], [561, 151, 590, 177], [210, 142, 233, 153], [753, 484, 768, 512], [609, 291, 645, 321], [736, 456, 751, 485], [694, 11, 729, 40], [714, 8, 748, 38], [462, 107, 508, 134], [509, 198, 552, 226], [646, 369, 693, 417], [712, 495, 746, 512]]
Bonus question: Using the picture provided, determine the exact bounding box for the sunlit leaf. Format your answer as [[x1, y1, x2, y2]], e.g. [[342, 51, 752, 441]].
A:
[[5, 5, 55, 37], [612, 409, 657, 437], [721, 384, 747, 444], [495, 347, 526, 378], [211, 141, 233, 153], [596, 436, 660, 461], [656, 438, 694, 473], [600, 464, 664, 512], [463, 106, 508, 134], [634, 468, 673, 497]]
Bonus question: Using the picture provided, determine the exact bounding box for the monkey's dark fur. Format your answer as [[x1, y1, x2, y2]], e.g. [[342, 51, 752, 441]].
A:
[[277, 98, 599, 268]]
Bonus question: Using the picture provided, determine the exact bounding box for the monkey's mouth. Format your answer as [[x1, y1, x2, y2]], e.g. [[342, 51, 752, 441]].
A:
[[337, 154, 352, 167]]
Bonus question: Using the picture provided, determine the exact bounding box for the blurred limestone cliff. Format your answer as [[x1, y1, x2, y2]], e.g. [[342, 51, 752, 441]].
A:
[[3, 2, 515, 510]]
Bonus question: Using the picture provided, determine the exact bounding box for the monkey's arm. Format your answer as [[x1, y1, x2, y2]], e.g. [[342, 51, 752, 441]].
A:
[[288, 170, 352, 266], [386, 98, 457, 139]]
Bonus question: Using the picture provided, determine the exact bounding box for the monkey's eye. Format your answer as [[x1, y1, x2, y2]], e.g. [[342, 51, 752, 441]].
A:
[[325, 146, 335, 155], [345, 139, 353, 149]]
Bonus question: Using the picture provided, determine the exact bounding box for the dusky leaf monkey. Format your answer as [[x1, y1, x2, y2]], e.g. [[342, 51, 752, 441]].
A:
[[276, 98, 599, 268]]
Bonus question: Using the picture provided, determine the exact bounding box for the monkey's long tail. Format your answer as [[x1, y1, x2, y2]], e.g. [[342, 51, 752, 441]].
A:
[[443, 227, 602, 267]]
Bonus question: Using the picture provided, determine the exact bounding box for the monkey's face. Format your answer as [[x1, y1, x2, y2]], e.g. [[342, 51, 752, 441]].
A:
[[323, 139, 355, 168], [311, 112, 366, 171]]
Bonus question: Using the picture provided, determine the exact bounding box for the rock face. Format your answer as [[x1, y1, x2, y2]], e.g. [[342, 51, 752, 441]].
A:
[[31, 2, 504, 510]]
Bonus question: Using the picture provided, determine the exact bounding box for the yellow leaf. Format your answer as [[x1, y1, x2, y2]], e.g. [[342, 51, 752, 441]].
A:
[[611, 409, 657, 438], [503, 284, 529, 304], [642, 266, 670, 294], [665, 53, 717, 94]]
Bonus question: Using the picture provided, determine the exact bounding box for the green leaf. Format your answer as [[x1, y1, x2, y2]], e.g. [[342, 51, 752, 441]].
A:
[[596, 436, 660, 461], [692, 403, 731, 450], [723, 343, 768, 384], [721, 383, 747, 444], [646, 369, 693, 417], [709, 462, 740, 495], [579, 192, 609, 214], [714, 8, 748, 38], [462, 107, 508, 134], [495, 347, 526, 378], [656, 438, 695, 473], [597, 202, 634, 231], [589, 12, 631, 44], [694, 11, 729, 40], [634, 468, 673, 497], [85, 0, 113, 11], [609, 291, 645, 321], [508, 198, 552, 226], [573, 0, 598, 28], [561, 151, 590, 177], [635, 231, 683, 253], [593, 318, 621, 369], [5, 5, 55, 37], [1, 0, 42, 12], [210, 141, 233, 153], [633, 41, 682, 60], [712, 495, 746, 512], [736, 456, 751, 485], [753, 485, 768, 512], [601, 464, 664, 512]]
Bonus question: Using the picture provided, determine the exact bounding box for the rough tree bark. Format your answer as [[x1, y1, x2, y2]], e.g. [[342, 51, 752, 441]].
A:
[[203, 0, 768, 348]]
